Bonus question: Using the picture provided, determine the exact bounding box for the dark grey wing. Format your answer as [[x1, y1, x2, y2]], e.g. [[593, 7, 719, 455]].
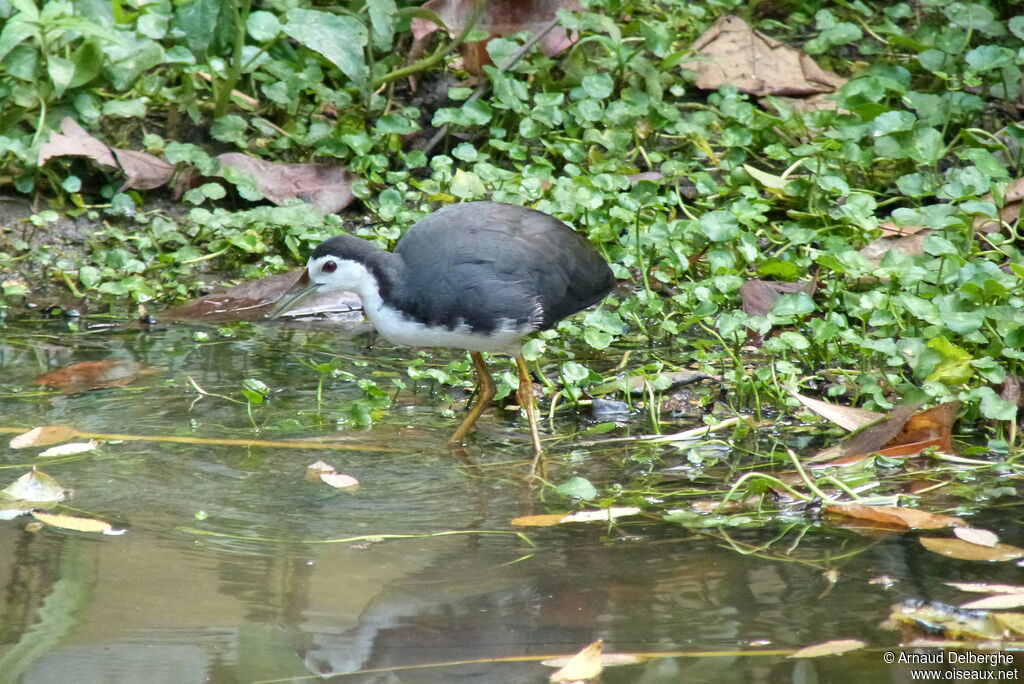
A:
[[393, 202, 614, 333]]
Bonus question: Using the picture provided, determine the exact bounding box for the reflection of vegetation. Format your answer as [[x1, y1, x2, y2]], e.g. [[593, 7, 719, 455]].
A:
[[0, 539, 92, 680]]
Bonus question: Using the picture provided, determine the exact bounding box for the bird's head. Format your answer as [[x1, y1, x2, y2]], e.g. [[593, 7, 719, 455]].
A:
[[269, 235, 382, 318]]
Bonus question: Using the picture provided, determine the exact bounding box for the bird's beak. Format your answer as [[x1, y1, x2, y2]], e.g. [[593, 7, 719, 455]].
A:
[[268, 270, 320, 319]]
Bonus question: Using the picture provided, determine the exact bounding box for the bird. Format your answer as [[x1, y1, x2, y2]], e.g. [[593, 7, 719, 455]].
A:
[[270, 200, 616, 461]]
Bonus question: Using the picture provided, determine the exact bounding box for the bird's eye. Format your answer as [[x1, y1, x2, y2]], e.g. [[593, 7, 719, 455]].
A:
[[322, 260, 338, 274]]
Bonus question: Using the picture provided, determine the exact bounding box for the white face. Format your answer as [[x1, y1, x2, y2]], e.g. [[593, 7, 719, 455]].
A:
[[306, 254, 375, 295]]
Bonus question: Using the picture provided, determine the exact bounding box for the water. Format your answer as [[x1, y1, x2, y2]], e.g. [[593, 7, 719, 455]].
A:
[[0, 319, 1021, 683]]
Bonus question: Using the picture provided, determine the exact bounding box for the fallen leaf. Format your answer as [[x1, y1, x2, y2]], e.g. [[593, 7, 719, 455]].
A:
[[320, 472, 360, 490], [953, 527, 1000, 548], [31, 511, 125, 535], [788, 391, 884, 432], [542, 653, 640, 668], [788, 638, 866, 658], [860, 233, 928, 267], [412, 0, 580, 75], [38, 440, 99, 457], [217, 153, 354, 213], [1, 469, 66, 503], [826, 504, 965, 530], [807, 403, 920, 463], [9, 425, 80, 449], [511, 513, 572, 527], [919, 537, 1024, 562], [160, 271, 363, 323], [892, 402, 959, 452], [878, 221, 931, 237], [688, 15, 845, 96], [38, 117, 173, 191], [884, 600, 1001, 640], [560, 507, 642, 523], [740, 280, 817, 317], [960, 595, 1024, 610], [34, 360, 155, 394], [947, 582, 1024, 595], [549, 639, 603, 682]]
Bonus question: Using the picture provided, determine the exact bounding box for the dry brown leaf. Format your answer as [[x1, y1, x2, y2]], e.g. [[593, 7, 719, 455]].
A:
[[549, 639, 603, 682], [740, 280, 817, 317], [412, 0, 580, 75], [878, 221, 931, 237], [919, 537, 1024, 562], [689, 15, 845, 96], [947, 582, 1024, 595], [34, 360, 155, 394], [217, 153, 354, 214], [826, 504, 965, 530], [807, 403, 920, 464], [953, 527, 1000, 548], [31, 511, 124, 535], [38, 118, 174, 191], [893, 402, 959, 451], [39, 440, 99, 457], [511, 513, 568, 527], [9, 425, 80, 449], [788, 391, 884, 432], [960, 595, 1024, 610], [788, 638, 866, 658], [160, 271, 363, 323], [1000, 374, 1023, 409], [860, 233, 929, 268]]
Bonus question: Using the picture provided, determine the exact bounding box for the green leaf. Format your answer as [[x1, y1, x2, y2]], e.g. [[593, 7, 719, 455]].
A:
[[978, 387, 1017, 421], [246, 10, 280, 42], [68, 40, 103, 89], [0, 20, 37, 64], [450, 169, 484, 199], [555, 476, 598, 500], [368, 0, 396, 51], [925, 336, 974, 385], [47, 55, 76, 98], [700, 210, 739, 242], [283, 8, 368, 86], [174, 0, 220, 54]]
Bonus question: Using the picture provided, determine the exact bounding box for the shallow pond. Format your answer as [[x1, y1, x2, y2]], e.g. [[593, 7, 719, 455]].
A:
[[0, 318, 1021, 683]]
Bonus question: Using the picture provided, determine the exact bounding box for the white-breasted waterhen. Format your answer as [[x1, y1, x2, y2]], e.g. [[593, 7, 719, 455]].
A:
[[271, 201, 615, 460]]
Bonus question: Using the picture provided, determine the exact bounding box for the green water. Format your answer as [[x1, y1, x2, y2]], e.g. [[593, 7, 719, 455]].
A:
[[0, 319, 1020, 683]]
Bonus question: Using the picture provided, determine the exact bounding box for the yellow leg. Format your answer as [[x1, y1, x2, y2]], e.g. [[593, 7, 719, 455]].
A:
[[449, 352, 495, 445], [515, 354, 544, 470]]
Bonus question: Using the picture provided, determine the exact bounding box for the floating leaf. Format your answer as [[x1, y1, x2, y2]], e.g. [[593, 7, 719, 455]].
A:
[[560, 507, 643, 523], [788, 638, 866, 658], [953, 527, 999, 548], [320, 472, 359, 490], [31, 511, 125, 535], [39, 440, 99, 457], [549, 639, 603, 682], [960, 595, 1024, 610], [9, 425, 79, 449], [1, 469, 66, 503], [826, 504, 965, 530], [788, 391, 884, 432], [919, 537, 1024, 562], [511, 513, 570, 527], [34, 360, 155, 394], [554, 476, 598, 500], [947, 582, 1024, 595]]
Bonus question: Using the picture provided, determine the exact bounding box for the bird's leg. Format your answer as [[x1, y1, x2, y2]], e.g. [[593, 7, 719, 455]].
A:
[[449, 351, 495, 445], [515, 354, 544, 469]]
